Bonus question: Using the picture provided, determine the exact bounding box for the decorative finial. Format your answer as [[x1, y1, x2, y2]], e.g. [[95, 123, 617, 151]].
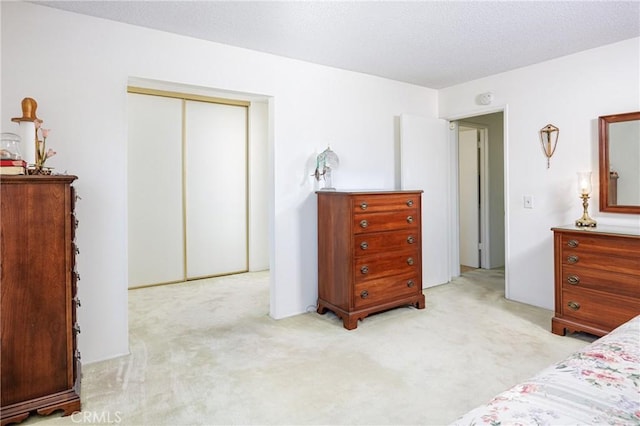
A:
[[11, 98, 43, 123]]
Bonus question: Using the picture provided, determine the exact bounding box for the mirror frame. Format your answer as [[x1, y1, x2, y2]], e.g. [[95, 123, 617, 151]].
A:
[[598, 111, 640, 214]]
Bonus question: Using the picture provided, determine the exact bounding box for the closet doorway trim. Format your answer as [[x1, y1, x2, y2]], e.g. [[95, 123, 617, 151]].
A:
[[127, 86, 250, 287]]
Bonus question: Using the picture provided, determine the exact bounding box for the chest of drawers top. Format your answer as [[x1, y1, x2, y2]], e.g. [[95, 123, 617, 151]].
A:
[[315, 189, 423, 202], [551, 224, 640, 238]]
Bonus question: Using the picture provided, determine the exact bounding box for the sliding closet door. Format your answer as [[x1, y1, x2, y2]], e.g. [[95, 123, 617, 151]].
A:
[[128, 94, 184, 287], [184, 101, 248, 279]]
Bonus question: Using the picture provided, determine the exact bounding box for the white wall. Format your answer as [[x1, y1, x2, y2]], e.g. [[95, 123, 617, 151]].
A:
[[1, 2, 437, 363], [440, 37, 640, 310], [248, 101, 270, 271]]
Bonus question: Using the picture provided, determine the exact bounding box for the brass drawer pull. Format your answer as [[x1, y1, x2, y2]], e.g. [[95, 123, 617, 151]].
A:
[[567, 255, 579, 264], [360, 202, 368, 210], [360, 219, 368, 228], [567, 239, 579, 248], [407, 280, 415, 288], [406, 199, 414, 207], [360, 241, 369, 250], [567, 301, 580, 311], [567, 275, 580, 285], [407, 257, 414, 266], [407, 236, 415, 244], [360, 266, 369, 274], [360, 290, 369, 299], [407, 216, 414, 224]]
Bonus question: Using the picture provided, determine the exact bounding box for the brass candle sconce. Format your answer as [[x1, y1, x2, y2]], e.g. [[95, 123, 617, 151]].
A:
[[539, 124, 559, 168]]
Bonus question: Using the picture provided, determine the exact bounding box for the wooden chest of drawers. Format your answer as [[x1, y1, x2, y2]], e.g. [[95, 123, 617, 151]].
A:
[[551, 225, 640, 337], [1, 175, 81, 425], [317, 190, 425, 329]]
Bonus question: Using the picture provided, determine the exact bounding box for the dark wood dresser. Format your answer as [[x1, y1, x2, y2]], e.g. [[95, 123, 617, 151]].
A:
[[316, 190, 425, 329], [1, 175, 81, 425], [551, 225, 640, 337]]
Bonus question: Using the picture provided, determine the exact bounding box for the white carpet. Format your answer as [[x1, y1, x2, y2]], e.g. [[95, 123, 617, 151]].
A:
[[25, 268, 592, 426]]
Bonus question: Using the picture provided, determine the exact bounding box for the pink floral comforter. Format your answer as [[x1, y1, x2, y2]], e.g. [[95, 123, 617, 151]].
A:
[[452, 316, 640, 425]]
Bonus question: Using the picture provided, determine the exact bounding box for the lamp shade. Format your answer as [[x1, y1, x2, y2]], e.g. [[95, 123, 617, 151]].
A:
[[577, 171, 592, 195]]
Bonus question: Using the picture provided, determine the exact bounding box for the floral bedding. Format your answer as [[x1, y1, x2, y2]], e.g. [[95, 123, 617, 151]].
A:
[[451, 315, 640, 426]]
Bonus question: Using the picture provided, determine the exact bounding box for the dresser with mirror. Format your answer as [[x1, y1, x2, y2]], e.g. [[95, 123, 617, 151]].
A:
[[552, 111, 640, 337]]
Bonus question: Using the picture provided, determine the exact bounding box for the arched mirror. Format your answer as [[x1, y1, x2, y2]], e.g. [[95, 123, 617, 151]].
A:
[[599, 111, 640, 214]]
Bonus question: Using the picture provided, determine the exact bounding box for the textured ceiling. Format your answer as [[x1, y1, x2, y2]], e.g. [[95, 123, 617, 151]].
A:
[[33, 1, 640, 89]]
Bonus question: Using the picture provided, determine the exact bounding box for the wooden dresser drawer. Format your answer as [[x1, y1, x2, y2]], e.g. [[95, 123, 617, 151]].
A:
[[560, 287, 640, 331], [561, 265, 639, 299], [560, 250, 640, 275], [354, 231, 419, 255], [560, 233, 640, 256], [353, 210, 419, 233], [351, 193, 420, 213], [354, 250, 420, 283], [354, 272, 420, 309]]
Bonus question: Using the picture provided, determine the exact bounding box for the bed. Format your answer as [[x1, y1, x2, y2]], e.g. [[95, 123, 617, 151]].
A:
[[451, 315, 640, 425]]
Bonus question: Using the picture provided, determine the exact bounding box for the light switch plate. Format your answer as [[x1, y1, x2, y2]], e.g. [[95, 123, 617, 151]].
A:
[[524, 195, 534, 209]]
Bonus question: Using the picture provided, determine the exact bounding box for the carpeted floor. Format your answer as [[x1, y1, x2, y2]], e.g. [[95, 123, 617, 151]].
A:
[[26, 268, 593, 426]]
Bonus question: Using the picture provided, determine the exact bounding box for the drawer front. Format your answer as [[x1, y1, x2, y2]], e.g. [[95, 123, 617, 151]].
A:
[[560, 287, 640, 331], [561, 265, 640, 299], [560, 250, 640, 275], [354, 251, 420, 283], [353, 272, 421, 309], [560, 233, 640, 256], [354, 231, 419, 256], [351, 193, 420, 213], [353, 210, 419, 234]]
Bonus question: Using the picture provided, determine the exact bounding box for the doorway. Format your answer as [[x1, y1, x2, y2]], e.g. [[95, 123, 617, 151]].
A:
[[458, 125, 486, 270], [455, 112, 505, 273], [126, 80, 270, 289]]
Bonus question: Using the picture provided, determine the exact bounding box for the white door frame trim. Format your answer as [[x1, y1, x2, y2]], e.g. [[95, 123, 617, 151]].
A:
[[457, 123, 490, 269], [444, 105, 510, 298]]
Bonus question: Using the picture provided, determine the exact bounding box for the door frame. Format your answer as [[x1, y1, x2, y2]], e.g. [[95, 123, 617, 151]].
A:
[[446, 106, 509, 297], [127, 85, 259, 288], [458, 123, 490, 269]]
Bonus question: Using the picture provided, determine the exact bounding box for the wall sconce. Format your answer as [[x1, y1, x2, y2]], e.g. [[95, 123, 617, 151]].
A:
[[575, 171, 597, 228], [539, 124, 559, 168]]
